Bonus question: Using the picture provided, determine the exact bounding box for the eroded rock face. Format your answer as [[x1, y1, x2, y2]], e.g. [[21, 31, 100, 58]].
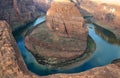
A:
[[33, 0, 52, 12], [45, 64, 120, 78], [46, 1, 87, 38], [0, 0, 52, 30], [25, 1, 88, 69], [80, 0, 120, 39], [0, 21, 38, 78]]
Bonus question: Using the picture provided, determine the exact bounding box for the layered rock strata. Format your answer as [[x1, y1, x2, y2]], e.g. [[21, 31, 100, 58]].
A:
[[0, 0, 52, 31], [33, 0, 52, 12], [80, 0, 120, 39], [0, 21, 38, 78], [25, 1, 88, 69]]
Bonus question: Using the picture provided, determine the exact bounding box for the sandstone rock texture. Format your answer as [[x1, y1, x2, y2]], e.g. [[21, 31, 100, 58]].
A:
[[45, 64, 120, 78], [46, 1, 87, 38], [0, 0, 52, 31], [25, 1, 88, 69], [33, 0, 52, 12], [80, 0, 120, 39], [0, 21, 38, 78]]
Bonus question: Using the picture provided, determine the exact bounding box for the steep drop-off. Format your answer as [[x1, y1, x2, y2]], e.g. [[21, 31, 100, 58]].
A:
[[80, 0, 120, 39], [0, 0, 52, 31], [0, 21, 38, 78]]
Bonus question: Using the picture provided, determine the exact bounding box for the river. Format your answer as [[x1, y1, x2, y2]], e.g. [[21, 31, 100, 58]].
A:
[[13, 16, 120, 76]]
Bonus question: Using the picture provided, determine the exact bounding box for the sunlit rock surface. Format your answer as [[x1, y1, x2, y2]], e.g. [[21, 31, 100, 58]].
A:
[[25, 1, 88, 69], [80, 0, 120, 39], [46, 1, 87, 38], [90, 0, 120, 5], [0, 21, 38, 78], [45, 64, 120, 78], [54, 0, 70, 2]]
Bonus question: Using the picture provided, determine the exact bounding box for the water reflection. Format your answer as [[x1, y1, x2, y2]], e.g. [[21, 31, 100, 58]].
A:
[[94, 23, 120, 45]]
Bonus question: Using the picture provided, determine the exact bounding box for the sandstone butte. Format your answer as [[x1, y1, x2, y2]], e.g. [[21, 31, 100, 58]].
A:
[[25, 1, 88, 69], [80, 0, 120, 39], [0, 20, 120, 78]]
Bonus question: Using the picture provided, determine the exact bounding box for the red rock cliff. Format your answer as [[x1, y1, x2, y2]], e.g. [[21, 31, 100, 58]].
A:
[[0, 0, 52, 31]]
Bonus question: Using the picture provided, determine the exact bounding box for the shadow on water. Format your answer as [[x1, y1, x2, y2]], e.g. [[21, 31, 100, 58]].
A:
[[93, 23, 120, 45], [13, 16, 120, 76]]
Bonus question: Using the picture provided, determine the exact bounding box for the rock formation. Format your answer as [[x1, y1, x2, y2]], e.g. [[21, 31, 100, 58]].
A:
[[80, 0, 120, 39], [25, 0, 88, 69], [94, 23, 120, 45], [45, 64, 120, 78], [0, 0, 52, 31], [0, 20, 38, 78], [33, 0, 52, 12], [46, 0, 87, 38]]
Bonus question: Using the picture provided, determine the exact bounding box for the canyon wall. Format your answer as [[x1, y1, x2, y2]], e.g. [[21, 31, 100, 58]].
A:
[[80, 0, 120, 38], [90, 0, 120, 5], [0, 21, 38, 78], [0, 0, 52, 31], [33, 0, 52, 12]]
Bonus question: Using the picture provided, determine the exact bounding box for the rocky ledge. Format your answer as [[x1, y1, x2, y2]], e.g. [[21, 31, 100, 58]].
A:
[[0, 21, 38, 78], [25, 1, 88, 69]]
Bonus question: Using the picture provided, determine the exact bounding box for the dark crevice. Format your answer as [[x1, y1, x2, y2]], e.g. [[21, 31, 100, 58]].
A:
[[63, 21, 69, 36], [52, 16, 55, 31]]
